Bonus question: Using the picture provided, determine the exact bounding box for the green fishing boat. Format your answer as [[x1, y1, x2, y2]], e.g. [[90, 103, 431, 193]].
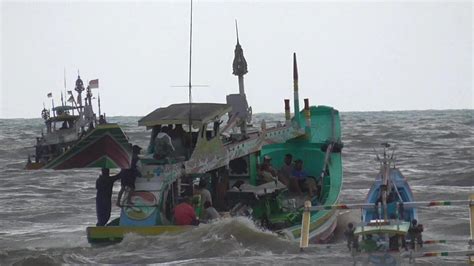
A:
[[26, 76, 132, 170], [86, 31, 343, 244]]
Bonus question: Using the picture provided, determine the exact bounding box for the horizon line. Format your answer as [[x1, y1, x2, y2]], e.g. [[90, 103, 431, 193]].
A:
[[1, 108, 472, 120]]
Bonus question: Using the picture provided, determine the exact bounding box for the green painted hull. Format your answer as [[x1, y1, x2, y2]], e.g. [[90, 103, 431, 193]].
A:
[[43, 124, 132, 170], [86, 106, 343, 244], [261, 105, 343, 241]]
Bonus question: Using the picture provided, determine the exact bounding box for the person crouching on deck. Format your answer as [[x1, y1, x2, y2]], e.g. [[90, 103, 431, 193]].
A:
[[117, 145, 142, 207], [174, 196, 200, 226]]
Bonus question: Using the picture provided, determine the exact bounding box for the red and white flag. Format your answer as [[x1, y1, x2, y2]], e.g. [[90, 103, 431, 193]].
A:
[[89, 79, 99, 89]]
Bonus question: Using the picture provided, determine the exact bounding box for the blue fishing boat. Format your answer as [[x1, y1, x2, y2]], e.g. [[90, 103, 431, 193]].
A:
[[362, 143, 417, 226], [354, 143, 416, 265]]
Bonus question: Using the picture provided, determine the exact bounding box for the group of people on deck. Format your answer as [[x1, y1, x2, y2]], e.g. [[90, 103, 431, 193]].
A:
[[96, 151, 321, 227], [258, 154, 320, 198], [173, 179, 221, 226]]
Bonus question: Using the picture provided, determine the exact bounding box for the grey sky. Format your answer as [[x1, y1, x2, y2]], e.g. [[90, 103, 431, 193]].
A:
[[1, 1, 472, 118]]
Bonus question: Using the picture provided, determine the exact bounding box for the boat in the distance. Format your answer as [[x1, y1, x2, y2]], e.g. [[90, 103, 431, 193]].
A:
[[308, 143, 473, 265], [86, 35, 343, 244], [353, 143, 417, 265], [25, 76, 131, 170]]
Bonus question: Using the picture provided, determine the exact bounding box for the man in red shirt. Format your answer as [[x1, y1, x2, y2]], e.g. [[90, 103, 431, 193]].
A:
[[174, 197, 199, 226]]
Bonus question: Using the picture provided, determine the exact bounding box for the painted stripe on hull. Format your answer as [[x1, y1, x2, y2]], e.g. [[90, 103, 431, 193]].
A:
[[52, 134, 130, 169]]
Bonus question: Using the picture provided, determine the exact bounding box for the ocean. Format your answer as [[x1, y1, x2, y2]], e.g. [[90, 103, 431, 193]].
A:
[[0, 110, 472, 265]]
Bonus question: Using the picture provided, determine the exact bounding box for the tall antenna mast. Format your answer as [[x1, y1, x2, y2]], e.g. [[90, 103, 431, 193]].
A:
[[64, 68, 67, 106], [187, 0, 194, 158]]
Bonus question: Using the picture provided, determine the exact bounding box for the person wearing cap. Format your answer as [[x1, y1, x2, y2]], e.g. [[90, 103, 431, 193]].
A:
[[258, 155, 278, 183]]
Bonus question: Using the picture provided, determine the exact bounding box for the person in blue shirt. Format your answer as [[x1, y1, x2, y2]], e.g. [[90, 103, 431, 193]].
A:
[[291, 159, 318, 198]]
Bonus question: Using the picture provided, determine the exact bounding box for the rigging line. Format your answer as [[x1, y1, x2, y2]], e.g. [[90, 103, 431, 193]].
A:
[[187, 0, 193, 158]]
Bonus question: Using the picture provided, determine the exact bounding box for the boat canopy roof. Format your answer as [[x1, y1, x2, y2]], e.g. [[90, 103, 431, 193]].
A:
[[53, 106, 78, 112], [47, 114, 80, 122], [138, 103, 231, 127]]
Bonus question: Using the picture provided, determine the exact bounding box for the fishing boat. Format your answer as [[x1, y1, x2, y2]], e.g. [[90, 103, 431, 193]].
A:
[[86, 30, 343, 244], [306, 143, 474, 265], [25, 76, 131, 170], [353, 143, 416, 265]]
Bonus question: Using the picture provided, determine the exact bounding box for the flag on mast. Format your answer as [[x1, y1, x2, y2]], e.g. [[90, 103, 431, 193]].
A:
[[47, 92, 53, 98], [89, 79, 99, 89]]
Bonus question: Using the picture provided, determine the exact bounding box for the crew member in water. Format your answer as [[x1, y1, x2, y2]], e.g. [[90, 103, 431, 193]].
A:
[[344, 222, 359, 251], [407, 219, 424, 249], [96, 168, 121, 226]]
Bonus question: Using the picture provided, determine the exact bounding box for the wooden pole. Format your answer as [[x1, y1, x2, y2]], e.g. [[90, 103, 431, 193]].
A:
[[300, 200, 311, 251]]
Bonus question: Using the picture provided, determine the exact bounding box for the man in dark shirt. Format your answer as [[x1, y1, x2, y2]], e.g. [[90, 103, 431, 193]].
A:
[[96, 168, 121, 226], [117, 145, 142, 206]]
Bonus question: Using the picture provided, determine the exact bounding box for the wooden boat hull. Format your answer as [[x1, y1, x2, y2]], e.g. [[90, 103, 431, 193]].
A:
[[29, 124, 132, 170], [264, 106, 343, 242], [86, 225, 192, 244], [86, 106, 343, 244], [363, 168, 417, 222]]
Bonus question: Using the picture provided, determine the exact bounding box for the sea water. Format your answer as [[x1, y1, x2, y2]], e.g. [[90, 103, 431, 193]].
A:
[[0, 110, 472, 265]]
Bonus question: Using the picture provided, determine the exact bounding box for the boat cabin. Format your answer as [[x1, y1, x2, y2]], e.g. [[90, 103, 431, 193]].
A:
[[138, 103, 231, 162]]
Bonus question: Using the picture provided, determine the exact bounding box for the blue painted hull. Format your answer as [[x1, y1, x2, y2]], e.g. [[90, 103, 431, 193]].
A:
[[363, 168, 417, 223]]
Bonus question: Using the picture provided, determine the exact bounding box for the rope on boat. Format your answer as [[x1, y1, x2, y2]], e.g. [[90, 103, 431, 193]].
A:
[[309, 200, 471, 211], [418, 250, 474, 258], [306, 239, 469, 249]]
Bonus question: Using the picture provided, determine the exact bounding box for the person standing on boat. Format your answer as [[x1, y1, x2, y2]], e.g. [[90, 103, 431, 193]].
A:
[[96, 168, 121, 226], [196, 179, 212, 205], [194, 179, 212, 218], [98, 115, 106, 125], [174, 197, 199, 226]]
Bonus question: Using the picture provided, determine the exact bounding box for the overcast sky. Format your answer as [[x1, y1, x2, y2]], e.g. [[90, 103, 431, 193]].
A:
[[1, 1, 472, 118]]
